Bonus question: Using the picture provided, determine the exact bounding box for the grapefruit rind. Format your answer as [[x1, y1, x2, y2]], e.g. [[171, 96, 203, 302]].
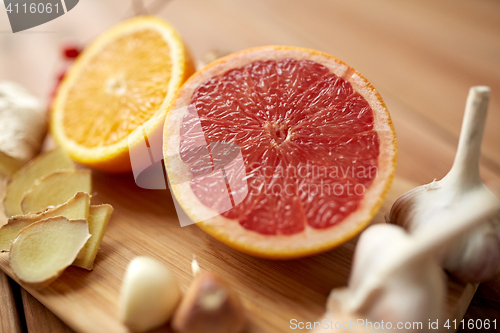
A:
[[51, 16, 194, 172], [163, 46, 397, 259]]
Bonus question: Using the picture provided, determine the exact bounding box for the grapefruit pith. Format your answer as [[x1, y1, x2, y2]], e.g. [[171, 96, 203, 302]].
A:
[[163, 46, 397, 259]]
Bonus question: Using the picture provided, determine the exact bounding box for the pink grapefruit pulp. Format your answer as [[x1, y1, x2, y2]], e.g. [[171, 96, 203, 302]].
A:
[[163, 46, 397, 259]]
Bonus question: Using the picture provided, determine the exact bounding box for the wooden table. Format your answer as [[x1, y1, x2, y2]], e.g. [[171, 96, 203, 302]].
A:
[[1, 0, 499, 332]]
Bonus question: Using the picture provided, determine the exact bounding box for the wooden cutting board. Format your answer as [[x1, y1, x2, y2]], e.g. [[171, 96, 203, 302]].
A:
[[0, 172, 477, 333]]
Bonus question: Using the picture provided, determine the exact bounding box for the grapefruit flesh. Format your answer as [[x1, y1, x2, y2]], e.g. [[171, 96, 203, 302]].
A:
[[182, 59, 377, 234], [164, 46, 396, 258]]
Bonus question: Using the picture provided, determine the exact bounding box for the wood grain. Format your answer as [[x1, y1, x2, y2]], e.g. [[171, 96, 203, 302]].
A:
[[0, 173, 477, 333], [0, 181, 21, 333], [21, 288, 74, 333], [459, 276, 500, 332], [0, 272, 22, 333]]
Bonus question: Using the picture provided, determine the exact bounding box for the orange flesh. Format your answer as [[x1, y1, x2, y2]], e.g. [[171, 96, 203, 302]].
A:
[[179, 59, 379, 235], [62, 29, 172, 148]]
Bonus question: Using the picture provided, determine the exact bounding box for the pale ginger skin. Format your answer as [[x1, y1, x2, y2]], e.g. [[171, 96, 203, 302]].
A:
[[0, 81, 47, 176]]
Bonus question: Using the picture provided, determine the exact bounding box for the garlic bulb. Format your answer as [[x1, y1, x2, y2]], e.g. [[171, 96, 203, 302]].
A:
[[326, 224, 445, 329], [388, 86, 500, 283], [317, 190, 498, 333]]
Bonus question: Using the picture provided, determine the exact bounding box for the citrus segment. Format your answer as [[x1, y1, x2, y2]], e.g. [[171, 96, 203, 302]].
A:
[[164, 46, 397, 258], [63, 30, 172, 148], [51, 16, 195, 172]]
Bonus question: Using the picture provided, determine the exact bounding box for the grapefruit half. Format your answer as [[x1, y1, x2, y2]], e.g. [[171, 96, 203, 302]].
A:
[[163, 46, 397, 259]]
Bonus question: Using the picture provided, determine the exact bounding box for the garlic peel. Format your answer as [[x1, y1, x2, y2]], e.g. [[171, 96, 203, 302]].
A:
[[119, 257, 181, 332], [423, 179, 440, 190], [332, 223, 445, 326], [172, 271, 245, 333], [442, 218, 500, 282]]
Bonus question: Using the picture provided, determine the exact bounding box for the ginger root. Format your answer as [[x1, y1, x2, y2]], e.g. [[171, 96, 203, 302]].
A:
[[0, 81, 47, 177]]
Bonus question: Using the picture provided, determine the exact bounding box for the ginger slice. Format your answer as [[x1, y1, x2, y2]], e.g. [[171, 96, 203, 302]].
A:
[[0, 151, 26, 178], [3, 148, 75, 217], [73, 204, 113, 270], [10, 216, 90, 289], [21, 170, 92, 214], [0, 192, 90, 252]]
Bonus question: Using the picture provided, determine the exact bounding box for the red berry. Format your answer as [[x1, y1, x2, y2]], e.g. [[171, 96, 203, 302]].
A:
[[62, 46, 80, 59]]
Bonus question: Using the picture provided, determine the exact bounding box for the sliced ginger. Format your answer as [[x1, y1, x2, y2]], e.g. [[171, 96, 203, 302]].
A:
[[1, 144, 114, 285], [10, 216, 90, 289], [0, 192, 90, 252], [21, 170, 92, 214], [3, 148, 75, 217], [0, 151, 26, 178], [74, 204, 114, 270]]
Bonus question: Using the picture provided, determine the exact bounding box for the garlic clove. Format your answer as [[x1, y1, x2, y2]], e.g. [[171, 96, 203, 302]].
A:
[[172, 271, 245, 333], [119, 257, 181, 332], [442, 218, 500, 282]]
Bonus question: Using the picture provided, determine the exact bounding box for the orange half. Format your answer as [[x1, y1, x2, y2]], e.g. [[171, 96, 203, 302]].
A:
[[51, 16, 194, 172]]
